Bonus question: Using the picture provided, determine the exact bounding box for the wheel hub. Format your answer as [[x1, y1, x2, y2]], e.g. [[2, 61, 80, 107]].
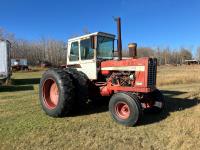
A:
[[115, 102, 130, 119], [43, 79, 59, 109], [50, 82, 59, 106]]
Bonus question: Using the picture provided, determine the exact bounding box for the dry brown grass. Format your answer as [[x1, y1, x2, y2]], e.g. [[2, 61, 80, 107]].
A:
[[157, 65, 200, 86], [0, 67, 200, 150]]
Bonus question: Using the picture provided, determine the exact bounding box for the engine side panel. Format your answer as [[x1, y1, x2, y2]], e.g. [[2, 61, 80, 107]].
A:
[[100, 58, 150, 88]]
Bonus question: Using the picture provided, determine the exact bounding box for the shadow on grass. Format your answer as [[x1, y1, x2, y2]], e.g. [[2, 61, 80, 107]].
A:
[[139, 90, 199, 126], [0, 85, 34, 92], [70, 90, 199, 126], [69, 97, 110, 117], [0, 78, 39, 92], [12, 78, 40, 85]]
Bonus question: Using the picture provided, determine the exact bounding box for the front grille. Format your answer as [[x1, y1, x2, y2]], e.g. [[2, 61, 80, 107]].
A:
[[148, 58, 157, 87]]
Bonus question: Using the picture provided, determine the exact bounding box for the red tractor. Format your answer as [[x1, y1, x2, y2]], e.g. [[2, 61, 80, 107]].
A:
[[39, 18, 165, 126]]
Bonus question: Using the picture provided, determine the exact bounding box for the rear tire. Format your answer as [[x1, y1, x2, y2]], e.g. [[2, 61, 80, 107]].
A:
[[64, 68, 89, 107], [109, 92, 142, 126], [39, 69, 75, 117]]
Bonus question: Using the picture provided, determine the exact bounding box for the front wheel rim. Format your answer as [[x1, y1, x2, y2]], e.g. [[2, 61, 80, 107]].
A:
[[115, 102, 130, 119], [42, 79, 59, 109]]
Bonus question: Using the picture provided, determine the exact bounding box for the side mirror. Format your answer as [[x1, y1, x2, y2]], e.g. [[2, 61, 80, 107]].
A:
[[91, 35, 96, 49]]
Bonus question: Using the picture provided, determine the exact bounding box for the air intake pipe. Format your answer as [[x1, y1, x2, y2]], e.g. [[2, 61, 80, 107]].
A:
[[128, 43, 137, 58]]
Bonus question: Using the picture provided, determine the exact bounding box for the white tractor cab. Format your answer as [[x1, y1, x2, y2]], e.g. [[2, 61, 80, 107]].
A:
[[67, 32, 115, 80]]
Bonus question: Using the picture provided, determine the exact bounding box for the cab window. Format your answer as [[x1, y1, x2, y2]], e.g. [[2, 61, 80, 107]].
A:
[[69, 42, 79, 61], [80, 38, 94, 60]]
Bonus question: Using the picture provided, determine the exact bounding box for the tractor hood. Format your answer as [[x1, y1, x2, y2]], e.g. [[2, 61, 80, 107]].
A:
[[100, 57, 150, 72]]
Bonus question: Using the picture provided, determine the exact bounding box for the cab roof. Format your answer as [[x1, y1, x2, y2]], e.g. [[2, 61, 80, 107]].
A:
[[68, 32, 115, 42]]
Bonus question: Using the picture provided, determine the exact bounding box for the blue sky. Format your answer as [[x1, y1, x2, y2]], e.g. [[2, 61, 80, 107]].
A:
[[0, 0, 200, 52]]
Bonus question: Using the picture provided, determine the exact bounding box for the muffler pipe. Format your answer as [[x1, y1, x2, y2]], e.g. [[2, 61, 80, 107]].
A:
[[128, 43, 137, 58], [116, 17, 122, 60]]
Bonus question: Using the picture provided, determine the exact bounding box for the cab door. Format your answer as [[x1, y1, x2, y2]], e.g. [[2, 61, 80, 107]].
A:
[[67, 38, 97, 80], [78, 37, 97, 80]]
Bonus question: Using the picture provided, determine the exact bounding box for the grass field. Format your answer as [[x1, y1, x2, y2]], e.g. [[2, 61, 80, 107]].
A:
[[0, 66, 200, 150]]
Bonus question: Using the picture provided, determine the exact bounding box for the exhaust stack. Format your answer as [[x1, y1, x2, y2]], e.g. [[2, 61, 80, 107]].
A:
[[116, 17, 122, 60]]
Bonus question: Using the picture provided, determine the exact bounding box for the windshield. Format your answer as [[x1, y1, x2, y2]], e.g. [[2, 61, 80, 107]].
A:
[[97, 36, 114, 59]]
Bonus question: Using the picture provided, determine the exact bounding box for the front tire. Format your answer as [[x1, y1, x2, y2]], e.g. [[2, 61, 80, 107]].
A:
[[39, 69, 75, 117], [109, 92, 142, 126]]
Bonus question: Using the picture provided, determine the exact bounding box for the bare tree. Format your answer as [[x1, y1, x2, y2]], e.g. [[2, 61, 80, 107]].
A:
[[82, 27, 90, 35], [180, 48, 192, 63], [196, 47, 200, 60]]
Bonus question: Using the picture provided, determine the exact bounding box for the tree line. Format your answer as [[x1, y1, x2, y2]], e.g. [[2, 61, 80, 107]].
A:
[[0, 28, 66, 66], [123, 47, 194, 65], [0, 27, 199, 66]]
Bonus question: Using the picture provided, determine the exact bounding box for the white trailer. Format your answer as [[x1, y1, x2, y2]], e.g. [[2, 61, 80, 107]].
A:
[[0, 40, 11, 85]]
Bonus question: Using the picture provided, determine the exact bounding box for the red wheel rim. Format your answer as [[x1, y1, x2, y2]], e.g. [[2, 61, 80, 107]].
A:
[[42, 79, 59, 109], [115, 102, 130, 119]]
